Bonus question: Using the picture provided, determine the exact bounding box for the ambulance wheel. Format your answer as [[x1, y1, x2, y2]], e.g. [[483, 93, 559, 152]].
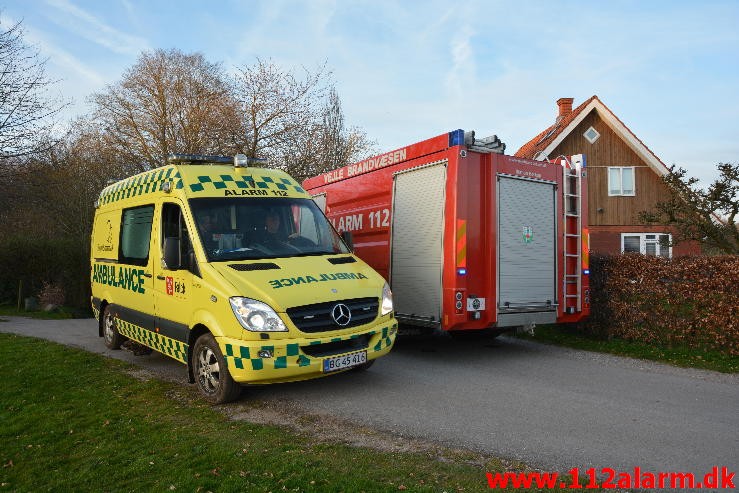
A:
[[102, 306, 126, 350], [193, 333, 241, 404], [352, 359, 375, 372]]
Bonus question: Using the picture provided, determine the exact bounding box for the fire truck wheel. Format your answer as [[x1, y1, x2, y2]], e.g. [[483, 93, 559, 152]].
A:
[[102, 305, 126, 350], [351, 359, 375, 372], [193, 333, 242, 404]]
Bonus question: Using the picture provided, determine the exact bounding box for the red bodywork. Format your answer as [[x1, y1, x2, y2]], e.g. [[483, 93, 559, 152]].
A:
[[303, 130, 589, 331]]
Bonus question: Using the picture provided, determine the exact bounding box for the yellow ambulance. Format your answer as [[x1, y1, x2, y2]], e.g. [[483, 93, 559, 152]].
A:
[[90, 154, 397, 403]]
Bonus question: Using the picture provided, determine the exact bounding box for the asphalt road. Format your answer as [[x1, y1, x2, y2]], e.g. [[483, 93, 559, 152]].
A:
[[1, 316, 737, 478]]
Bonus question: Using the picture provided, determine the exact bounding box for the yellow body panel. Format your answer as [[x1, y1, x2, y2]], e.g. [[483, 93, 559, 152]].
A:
[[91, 163, 397, 385]]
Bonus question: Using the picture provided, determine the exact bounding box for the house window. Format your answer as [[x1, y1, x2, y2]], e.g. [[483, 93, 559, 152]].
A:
[[608, 167, 635, 196], [621, 233, 672, 257], [584, 126, 600, 144]]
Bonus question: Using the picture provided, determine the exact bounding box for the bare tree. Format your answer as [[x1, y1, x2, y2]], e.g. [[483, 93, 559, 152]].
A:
[[0, 119, 124, 241], [0, 19, 68, 159], [91, 49, 243, 170], [321, 87, 348, 169], [233, 59, 330, 166], [287, 87, 376, 180], [640, 163, 739, 254]]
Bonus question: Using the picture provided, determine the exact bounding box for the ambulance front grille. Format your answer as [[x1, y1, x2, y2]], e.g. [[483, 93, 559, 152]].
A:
[[300, 334, 370, 358], [286, 297, 379, 333]]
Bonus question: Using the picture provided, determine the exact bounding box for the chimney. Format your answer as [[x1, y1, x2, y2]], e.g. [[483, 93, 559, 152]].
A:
[[557, 98, 574, 118]]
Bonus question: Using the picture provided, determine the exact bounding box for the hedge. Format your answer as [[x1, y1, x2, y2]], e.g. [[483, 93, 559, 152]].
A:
[[586, 254, 739, 356], [0, 236, 90, 310]]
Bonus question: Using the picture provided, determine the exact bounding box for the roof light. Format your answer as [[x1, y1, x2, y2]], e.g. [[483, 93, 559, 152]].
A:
[[234, 154, 266, 168], [583, 269, 590, 275], [448, 129, 465, 147], [167, 153, 232, 164], [457, 267, 467, 275], [246, 156, 267, 168]]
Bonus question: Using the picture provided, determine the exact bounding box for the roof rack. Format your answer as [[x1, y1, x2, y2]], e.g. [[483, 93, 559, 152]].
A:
[[167, 153, 266, 168], [167, 154, 233, 165]]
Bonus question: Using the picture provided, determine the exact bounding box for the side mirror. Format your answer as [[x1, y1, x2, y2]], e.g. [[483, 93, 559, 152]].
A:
[[341, 231, 354, 252], [163, 237, 181, 270]]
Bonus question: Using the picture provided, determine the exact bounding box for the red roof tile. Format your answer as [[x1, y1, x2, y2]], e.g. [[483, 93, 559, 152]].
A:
[[515, 96, 597, 159]]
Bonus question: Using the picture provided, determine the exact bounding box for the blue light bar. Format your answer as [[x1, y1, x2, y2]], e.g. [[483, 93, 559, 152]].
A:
[[457, 267, 467, 275], [583, 269, 590, 275], [448, 129, 465, 147]]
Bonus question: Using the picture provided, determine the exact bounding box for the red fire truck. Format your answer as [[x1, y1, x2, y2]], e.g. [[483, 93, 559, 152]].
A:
[[303, 129, 589, 334]]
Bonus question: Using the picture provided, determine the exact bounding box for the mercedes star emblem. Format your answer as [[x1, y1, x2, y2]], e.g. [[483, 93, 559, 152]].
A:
[[331, 303, 352, 326]]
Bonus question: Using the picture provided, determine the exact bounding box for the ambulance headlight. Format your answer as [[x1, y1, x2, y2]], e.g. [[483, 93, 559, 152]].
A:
[[229, 297, 287, 332], [381, 282, 393, 316]]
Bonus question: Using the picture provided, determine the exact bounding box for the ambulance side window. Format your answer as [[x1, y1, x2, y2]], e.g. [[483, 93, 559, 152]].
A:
[[297, 204, 320, 244], [161, 203, 197, 274], [119, 205, 154, 267]]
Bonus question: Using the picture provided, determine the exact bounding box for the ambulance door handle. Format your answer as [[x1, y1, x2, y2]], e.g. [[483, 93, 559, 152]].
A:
[[142, 272, 153, 278], [156, 275, 166, 280]]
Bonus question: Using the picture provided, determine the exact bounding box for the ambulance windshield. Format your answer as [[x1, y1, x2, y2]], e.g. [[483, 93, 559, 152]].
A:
[[190, 197, 350, 261]]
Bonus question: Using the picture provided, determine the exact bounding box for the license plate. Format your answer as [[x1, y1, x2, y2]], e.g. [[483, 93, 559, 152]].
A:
[[322, 351, 367, 373]]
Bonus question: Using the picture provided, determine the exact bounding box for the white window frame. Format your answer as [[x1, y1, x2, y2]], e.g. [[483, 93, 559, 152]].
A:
[[608, 166, 636, 196], [621, 233, 672, 258], [583, 126, 600, 144]]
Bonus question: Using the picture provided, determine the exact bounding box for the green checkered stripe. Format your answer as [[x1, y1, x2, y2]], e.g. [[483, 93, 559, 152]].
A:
[[115, 319, 188, 364], [91, 305, 100, 321], [223, 325, 397, 372], [372, 324, 397, 352], [188, 174, 305, 194], [224, 342, 308, 371], [99, 167, 183, 205]]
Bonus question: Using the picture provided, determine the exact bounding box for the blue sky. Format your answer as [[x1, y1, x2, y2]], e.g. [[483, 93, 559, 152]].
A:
[[4, 0, 739, 184]]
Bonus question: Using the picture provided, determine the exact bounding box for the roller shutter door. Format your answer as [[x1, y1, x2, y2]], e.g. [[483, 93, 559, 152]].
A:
[[311, 193, 326, 212], [390, 163, 446, 321], [497, 176, 556, 310]]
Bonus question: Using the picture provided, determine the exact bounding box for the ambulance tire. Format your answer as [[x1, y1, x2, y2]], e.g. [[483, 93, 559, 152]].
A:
[[102, 305, 126, 350], [193, 333, 241, 404]]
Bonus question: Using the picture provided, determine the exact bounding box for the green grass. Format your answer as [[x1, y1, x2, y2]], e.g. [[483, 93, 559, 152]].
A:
[[518, 325, 739, 374], [0, 333, 558, 492]]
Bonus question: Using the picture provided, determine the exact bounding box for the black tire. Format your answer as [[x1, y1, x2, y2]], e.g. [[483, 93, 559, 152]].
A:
[[102, 305, 126, 350], [351, 359, 375, 372], [193, 333, 241, 404]]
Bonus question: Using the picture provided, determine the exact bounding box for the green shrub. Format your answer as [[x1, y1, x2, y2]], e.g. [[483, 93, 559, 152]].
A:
[[0, 236, 90, 310], [586, 254, 739, 355]]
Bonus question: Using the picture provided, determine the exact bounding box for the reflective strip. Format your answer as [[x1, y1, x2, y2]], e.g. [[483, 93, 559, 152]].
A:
[[115, 318, 188, 363], [456, 219, 467, 268]]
